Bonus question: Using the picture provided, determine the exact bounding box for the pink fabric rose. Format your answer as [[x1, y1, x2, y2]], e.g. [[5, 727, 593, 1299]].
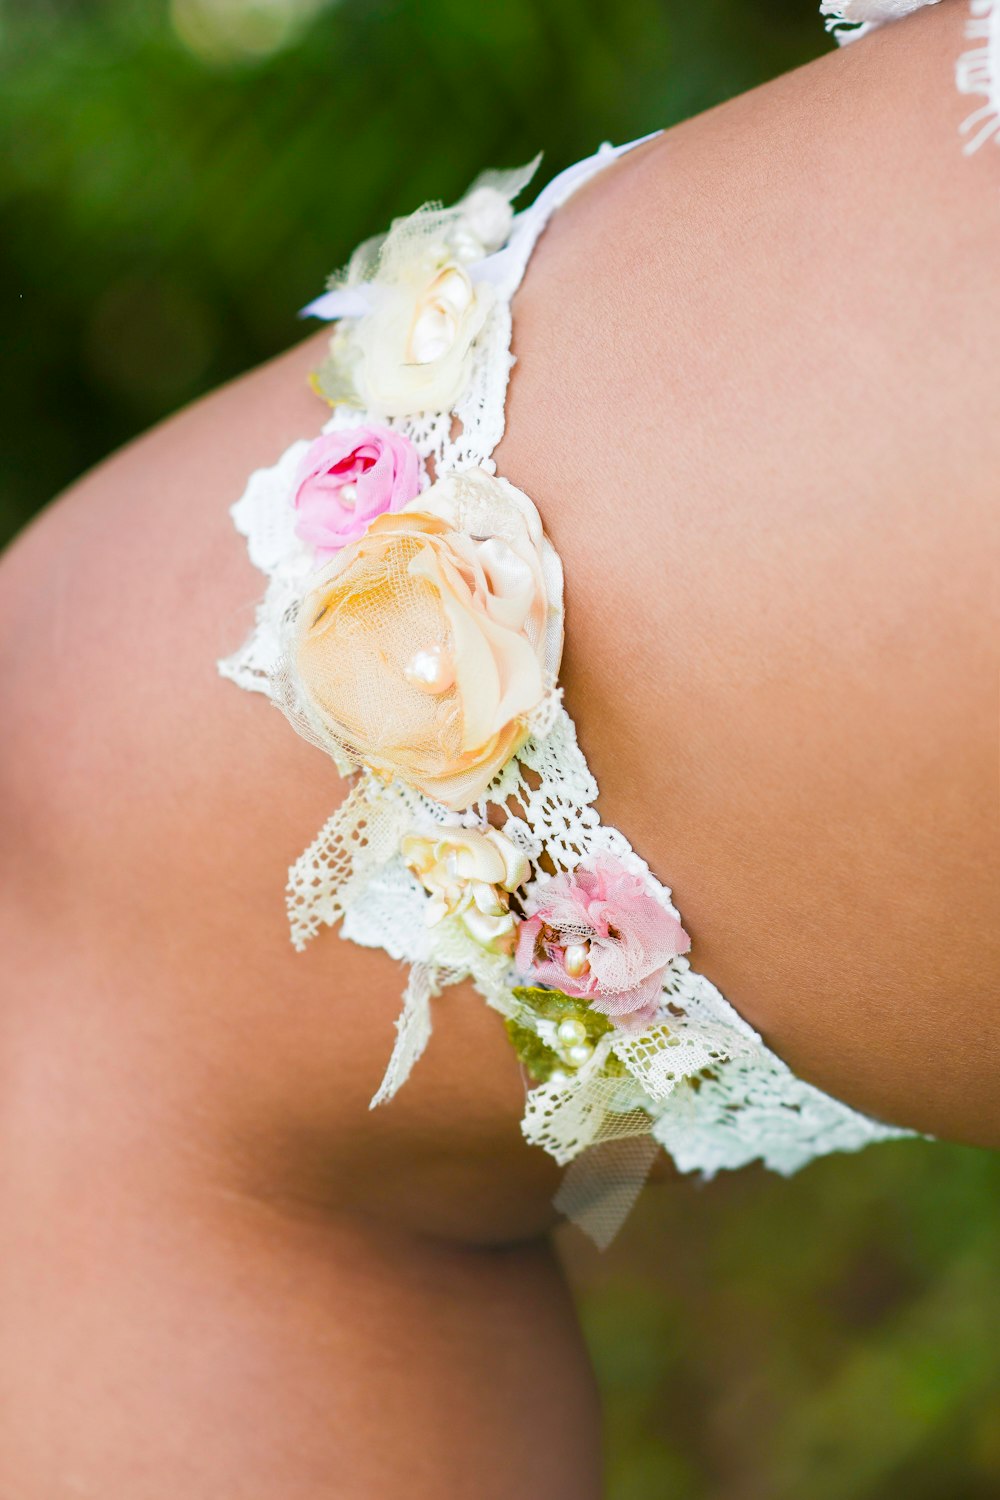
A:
[[292, 426, 422, 560], [515, 855, 690, 1033]]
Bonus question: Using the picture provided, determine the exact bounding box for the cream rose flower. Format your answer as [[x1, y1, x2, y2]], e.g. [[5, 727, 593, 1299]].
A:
[[401, 826, 530, 952], [311, 159, 541, 417], [288, 467, 564, 809], [317, 255, 493, 417]]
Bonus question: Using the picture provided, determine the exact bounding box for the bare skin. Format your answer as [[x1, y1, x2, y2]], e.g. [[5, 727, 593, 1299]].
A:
[[1, 2, 997, 1494]]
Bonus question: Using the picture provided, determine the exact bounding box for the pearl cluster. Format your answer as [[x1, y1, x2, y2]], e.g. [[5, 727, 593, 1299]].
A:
[[547, 1014, 594, 1085]]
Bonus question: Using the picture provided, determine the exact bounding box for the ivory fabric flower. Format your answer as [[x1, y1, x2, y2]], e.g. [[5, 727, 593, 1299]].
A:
[[290, 467, 563, 809], [401, 825, 530, 952], [316, 257, 493, 417], [311, 158, 540, 417], [292, 426, 422, 560], [515, 856, 690, 1033]]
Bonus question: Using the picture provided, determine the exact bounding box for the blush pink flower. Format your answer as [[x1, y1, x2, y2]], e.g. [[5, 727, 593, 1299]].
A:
[[515, 855, 690, 1033], [292, 426, 422, 560]]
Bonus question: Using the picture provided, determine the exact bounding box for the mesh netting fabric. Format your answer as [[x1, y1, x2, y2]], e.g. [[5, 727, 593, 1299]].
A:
[[553, 1135, 661, 1252], [522, 1056, 655, 1166], [295, 530, 469, 772]]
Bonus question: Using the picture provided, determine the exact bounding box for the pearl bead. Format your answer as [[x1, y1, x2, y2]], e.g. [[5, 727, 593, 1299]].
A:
[[564, 942, 590, 979], [556, 1017, 587, 1048], [403, 646, 455, 694], [565, 1041, 594, 1069], [338, 482, 357, 509], [549, 1069, 571, 1086]]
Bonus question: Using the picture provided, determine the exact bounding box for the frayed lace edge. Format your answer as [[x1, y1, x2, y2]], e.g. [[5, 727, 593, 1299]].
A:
[[822, 1, 952, 46], [824, 2, 1000, 155], [958, 0, 1000, 152], [820, 13, 879, 46]]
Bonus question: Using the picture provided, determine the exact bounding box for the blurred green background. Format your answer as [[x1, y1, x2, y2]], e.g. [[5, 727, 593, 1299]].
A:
[[565, 1144, 1000, 1500], [2, 2, 997, 1496], [0, 0, 824, 544]]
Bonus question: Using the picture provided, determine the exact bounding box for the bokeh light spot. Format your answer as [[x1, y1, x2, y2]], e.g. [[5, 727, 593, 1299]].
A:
[[170, 0, 338, 66]]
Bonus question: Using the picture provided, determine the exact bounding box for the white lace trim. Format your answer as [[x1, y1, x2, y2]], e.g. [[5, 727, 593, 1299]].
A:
[[820, 0, 942, 43], [220, 137, 912, 1246], [958, 1, 1000, 151], [822, 1, 1000, 156]]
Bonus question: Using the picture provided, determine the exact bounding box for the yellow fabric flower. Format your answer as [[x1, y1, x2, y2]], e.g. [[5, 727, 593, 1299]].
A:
[[290, 468, 563, 809]]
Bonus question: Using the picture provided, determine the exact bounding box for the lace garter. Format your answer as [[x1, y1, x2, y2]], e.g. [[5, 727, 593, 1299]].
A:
[[220, 136, 911, 1247]]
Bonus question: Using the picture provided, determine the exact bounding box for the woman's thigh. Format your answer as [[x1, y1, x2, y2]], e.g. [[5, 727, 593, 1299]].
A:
[[0, 333, 598, 1500], [1, 1, 997, 1492], [497, 0, 999, 1146], [6, 8, 995, 1228]]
